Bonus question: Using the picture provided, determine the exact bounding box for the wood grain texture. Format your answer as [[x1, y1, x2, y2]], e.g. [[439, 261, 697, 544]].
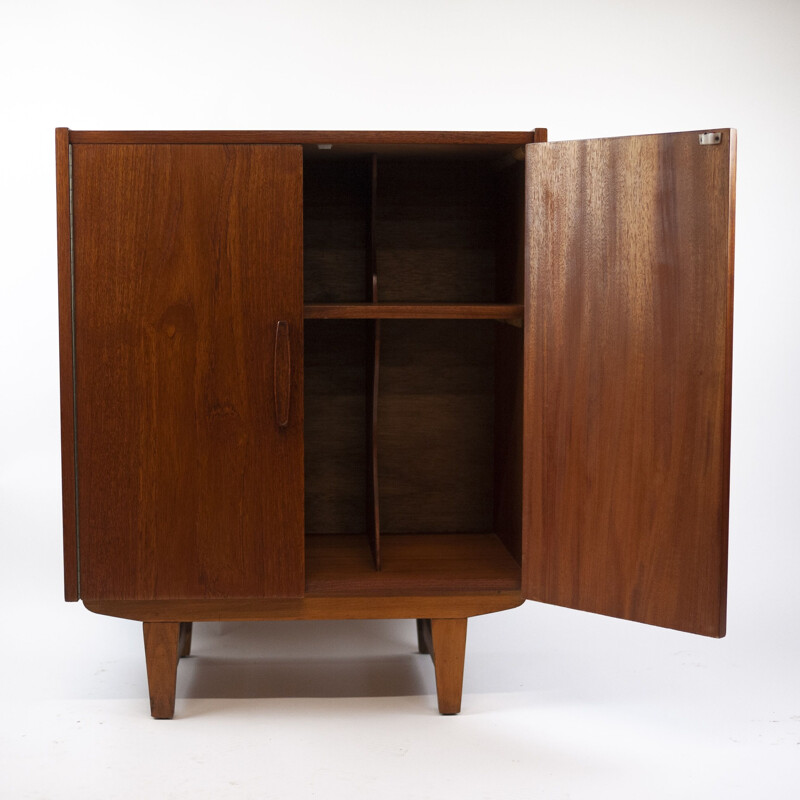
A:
[[378, 320, 495, 534], [429, 618, 467, 714], [494, 322, 524, 563], [493, 160, 527, 564], [523, 130, 736, 636], [376, 160, 498, 304], [304, 320, 367, 533], [55, 128, 79, 601], [304, 303, 523, 320], [305, 533, 521, 594], [72, 144, 305, 601], [70, 130, 538, 146], [303, 159, 368, 302], [84, 592, 524, 621], [143, 622, 181, 718]]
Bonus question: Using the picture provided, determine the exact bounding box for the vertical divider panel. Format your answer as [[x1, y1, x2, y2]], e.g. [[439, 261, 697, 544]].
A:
[[365, 154, 381, 569]]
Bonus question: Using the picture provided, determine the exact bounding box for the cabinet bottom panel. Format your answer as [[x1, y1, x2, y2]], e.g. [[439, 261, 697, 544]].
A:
[[81, 534, 523, 621], [305, 532, 521, 594]]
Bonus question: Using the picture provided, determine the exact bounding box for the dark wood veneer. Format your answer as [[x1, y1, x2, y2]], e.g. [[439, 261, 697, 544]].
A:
[[523, 130, 735, 636], [305, 533, 521, 594], [429, 618, 468, 714], [57, 126, 735, 718], [72, 143, 305, 601], [84, 592, 524, 622], [143, 622, 180, 719]]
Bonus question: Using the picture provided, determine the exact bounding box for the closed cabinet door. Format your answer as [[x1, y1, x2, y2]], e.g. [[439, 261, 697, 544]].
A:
[[523, 130, 736, 636], [71, 144, 304, 600]]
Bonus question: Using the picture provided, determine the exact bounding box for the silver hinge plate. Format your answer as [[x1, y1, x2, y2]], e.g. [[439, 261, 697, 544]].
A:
[[699, 132, 723, 145]]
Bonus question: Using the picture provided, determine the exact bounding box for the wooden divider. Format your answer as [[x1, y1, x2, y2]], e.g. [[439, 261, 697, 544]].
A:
[[365, 154, 381, 569]]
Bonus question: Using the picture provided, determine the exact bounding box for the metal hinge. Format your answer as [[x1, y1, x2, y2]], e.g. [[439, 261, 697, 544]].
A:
[[699, 132, 723, 145]]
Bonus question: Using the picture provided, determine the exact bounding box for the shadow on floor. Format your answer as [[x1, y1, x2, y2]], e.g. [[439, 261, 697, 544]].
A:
[[178, 619, 433, 699]]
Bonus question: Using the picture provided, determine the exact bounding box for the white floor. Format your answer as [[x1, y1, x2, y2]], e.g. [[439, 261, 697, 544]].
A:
[[3, 587, 799, 800]]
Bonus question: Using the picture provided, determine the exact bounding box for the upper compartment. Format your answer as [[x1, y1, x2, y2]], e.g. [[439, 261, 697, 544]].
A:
[[299, 130, 541, 315]]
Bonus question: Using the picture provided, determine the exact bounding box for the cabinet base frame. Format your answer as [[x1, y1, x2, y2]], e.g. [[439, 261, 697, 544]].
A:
[[84, 592, 523, 622]]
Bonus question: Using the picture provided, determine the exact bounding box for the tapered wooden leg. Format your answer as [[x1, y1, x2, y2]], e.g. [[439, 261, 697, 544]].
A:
[[143, 622, 181, 719], [416, 618, 432, 654], [430, 618, 468, 715], [179, 622, 193, 658]]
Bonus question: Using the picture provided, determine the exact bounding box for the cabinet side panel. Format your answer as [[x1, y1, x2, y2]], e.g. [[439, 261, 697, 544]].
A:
[[73, 144, 304, 600], [717, 129, 737, 637], [523, 131, 735, 636], [56, 128, 79, 601]]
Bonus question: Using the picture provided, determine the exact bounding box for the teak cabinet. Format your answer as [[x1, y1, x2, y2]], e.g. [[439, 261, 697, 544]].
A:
[[55, 127, 736, 718]]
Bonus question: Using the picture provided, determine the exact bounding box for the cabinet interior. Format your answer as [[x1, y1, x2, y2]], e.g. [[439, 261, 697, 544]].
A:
[[303, 147, 526, 592]]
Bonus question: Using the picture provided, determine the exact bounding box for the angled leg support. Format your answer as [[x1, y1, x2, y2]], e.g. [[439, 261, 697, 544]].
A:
[[179, 622, 193, 658], [416, 618, 432, 654], [143, 622, 181, 719], [429, 618, 468, 715]]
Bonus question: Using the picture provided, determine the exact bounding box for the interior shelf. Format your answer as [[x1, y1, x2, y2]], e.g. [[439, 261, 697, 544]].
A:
[[304, 303, 524, 321], [305, 533, 522, 595]]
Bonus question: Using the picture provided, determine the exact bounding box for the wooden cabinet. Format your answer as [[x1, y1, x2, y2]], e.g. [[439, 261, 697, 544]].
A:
[[55, 127, 736, 718]]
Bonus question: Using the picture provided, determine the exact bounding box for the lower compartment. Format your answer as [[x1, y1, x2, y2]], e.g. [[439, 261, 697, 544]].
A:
[[305, 533, 521, 594], [304, 318, 525, 574]]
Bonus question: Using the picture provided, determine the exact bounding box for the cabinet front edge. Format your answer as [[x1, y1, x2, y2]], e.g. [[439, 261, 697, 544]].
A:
[[82, 593, 526, 621], [67, 130, 543, 145], [56, 127, 79, 601]]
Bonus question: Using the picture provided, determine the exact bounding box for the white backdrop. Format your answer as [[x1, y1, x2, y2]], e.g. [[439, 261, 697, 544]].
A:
[[1, 1, 799, 798]]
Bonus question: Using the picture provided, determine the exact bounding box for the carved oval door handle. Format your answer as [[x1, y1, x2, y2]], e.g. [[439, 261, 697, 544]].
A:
[[274, 320, 291, 428]]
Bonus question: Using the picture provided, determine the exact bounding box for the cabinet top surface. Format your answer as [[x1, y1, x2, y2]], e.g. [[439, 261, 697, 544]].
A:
[[65, 129, 537, 143], [62, 129, 542, 157]]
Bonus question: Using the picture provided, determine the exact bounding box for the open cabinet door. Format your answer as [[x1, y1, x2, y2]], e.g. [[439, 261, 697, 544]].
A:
[[71, 144, 305, 600], [523, 130, 736, 636]]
